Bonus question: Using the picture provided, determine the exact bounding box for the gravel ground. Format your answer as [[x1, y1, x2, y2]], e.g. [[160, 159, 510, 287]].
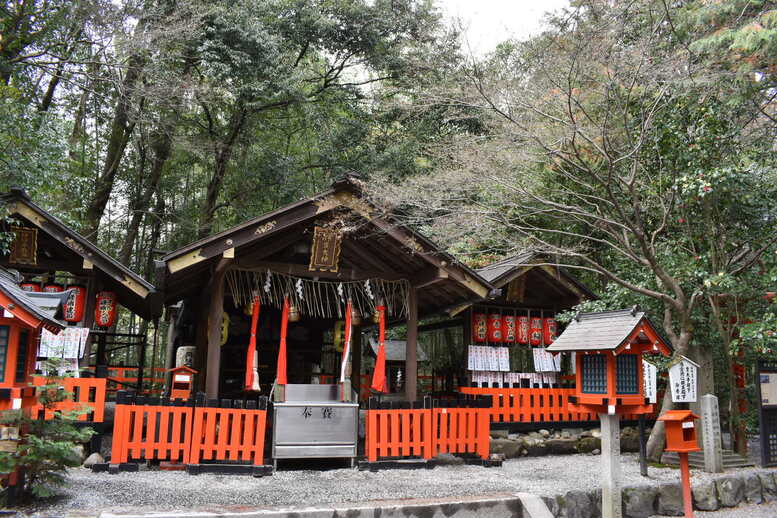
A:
[[19, 453, 774, 517]]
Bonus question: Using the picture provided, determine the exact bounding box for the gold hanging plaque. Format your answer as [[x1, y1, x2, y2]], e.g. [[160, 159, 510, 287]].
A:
[[309, 226, 342, 273], [9, 226, 37, 265]]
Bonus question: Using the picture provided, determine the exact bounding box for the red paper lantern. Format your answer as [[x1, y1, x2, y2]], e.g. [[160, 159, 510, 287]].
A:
[[517, 316, 529, 344], [543, 318, 558, 345], [472, 313, 487, 343], [19, 283, 40, 292], [529, 317, 543, 346], [63, 285, 87, 323], [95, 291, 118, 328], [502, 315, 516, 343], [43, 284, 63, 293], [487, 313, 503, 343]]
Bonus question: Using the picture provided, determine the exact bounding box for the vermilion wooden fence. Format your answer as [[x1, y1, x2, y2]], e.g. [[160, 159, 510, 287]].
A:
[[366, 407, 432, 461], [109, 392, 268, 468], [29, 377, 107, 422], [364, 396, 491, 462], [189, 402, 267, 465], [111, 395, 194, 464], [430, 407, 490, 459], [459, 387, 658, 423]]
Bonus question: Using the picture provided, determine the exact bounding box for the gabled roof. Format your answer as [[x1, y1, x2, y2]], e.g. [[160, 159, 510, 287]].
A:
[[546, 307, 672, 355], [476, 252, 597, 300], [1, 188, 160, 320], [0, 268, 66, 332], [368, 336, 428, 362], [159, 176, 497, 314]]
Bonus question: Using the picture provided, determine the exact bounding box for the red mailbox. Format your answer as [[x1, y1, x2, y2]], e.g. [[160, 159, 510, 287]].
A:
[[659, 410, 700, 453], [168, 365, 197, 401]]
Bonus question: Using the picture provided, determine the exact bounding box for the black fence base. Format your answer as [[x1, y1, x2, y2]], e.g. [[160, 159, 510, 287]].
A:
[[107, 463, 140, 474], [186, 464, 273, 477], [358, 458, 436, 471]]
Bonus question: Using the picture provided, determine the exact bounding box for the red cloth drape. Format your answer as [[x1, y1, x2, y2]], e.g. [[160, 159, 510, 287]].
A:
[[339, 300, 353, 383], [276, 297, 289, 385], [371, 305, 388, 393], [244, 296, 260, 391]]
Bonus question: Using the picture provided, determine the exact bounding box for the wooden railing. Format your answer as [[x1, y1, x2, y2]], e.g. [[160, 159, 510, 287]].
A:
[[110, 392, 268, 467], [364, 396, 491, 463], [82, 366, 166, 394], [459, 386, 657, 424], [28, 377, 107, 422]]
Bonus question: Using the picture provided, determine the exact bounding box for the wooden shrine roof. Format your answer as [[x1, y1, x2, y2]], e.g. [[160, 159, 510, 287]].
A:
[[158, 176, 498, 316], [477, 252, 596, 300], [0, 189, 161, 320], [0, 267, 66, 332], [546, 307, 672, 354]]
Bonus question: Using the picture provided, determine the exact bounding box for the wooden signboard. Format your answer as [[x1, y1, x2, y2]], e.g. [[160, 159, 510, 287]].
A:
[[669, 356, 699, 403], [9, 226, 37, 265], [309, 226, 342, 273]]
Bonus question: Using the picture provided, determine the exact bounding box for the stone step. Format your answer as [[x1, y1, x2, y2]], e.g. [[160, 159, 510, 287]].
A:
[[661, 450, 754, 469]]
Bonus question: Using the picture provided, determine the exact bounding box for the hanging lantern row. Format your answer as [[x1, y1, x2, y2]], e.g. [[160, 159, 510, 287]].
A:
[[19, 282, 118, 327], [473, 312, 557, 346]]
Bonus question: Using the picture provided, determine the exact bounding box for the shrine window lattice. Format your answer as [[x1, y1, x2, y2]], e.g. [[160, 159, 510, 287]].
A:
[[616, 354, 639, 394], [582, 354, 607, 394]]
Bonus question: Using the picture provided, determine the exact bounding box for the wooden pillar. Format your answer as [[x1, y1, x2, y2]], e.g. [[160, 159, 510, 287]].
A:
[[81, 273, 100, 364], [205, 258, 231, 400], [405, 286, 418, 402], [163, 306, 179, 395], [351, 327, 362, 400]]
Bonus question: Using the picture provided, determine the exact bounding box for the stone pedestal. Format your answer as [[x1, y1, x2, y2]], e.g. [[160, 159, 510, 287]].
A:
[[701, 393, 724, 473], [600, 413, 623, 518]]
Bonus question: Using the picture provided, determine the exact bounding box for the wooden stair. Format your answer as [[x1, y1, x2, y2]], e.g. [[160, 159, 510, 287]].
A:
[[661, 449, 754, 469]]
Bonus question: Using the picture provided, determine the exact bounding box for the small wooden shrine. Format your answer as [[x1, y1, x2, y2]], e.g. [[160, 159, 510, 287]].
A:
[[0, 267, 67, 410], [0, 188, 162, 386], [440, 253, 596, 391], [157, 176, 497, 401], [546, 307, 672, 415]]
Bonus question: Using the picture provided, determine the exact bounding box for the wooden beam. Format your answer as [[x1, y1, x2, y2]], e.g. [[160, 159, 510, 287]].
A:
[[405, 286, 418, 402], [412, 267, 448, 289], [538, 265, 588, 300], [205, 258, 232, 399], [234, 260, 404, 282], [340, 239, 399, 274]]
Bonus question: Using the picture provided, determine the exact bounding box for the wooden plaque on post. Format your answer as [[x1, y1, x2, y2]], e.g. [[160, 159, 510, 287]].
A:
[[9, 226, 37, 265]]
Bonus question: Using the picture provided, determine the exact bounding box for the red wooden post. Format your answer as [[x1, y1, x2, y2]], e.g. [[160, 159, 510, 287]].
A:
[[679, 452, 694, 518]]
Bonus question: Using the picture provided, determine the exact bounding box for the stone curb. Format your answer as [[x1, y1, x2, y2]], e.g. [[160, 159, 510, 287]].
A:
[[96, 468, 777, 518], [100, 494, 527, 518]]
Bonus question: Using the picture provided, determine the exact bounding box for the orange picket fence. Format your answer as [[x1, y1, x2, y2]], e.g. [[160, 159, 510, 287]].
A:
[[366, 407, 432, 461], [28, 377, 107, 422], [364, 396, 491, 462], [459, 386, 658, 424], [189, 403, 267, 465], [109, 392, 269, 468], [430, 406, 490, 459]]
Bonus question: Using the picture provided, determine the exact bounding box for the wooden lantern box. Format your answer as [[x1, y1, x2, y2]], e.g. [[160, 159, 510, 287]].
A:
[[547, 307, 672, 415], [659, 409, 701, 453], [168, 365, 197, 400]]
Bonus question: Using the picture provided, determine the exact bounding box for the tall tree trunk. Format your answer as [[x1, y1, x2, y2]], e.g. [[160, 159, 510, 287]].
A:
[[119, 128, 172, 265], [82, 51, 145, 239], [646, 305, 693, 461], [198, 104, 247, 238]]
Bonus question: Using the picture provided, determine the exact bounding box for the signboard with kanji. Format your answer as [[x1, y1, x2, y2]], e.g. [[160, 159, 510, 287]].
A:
[[669, 356, 699, 403], [309, 226, 342, 273], [643, 359, 658, 404]]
